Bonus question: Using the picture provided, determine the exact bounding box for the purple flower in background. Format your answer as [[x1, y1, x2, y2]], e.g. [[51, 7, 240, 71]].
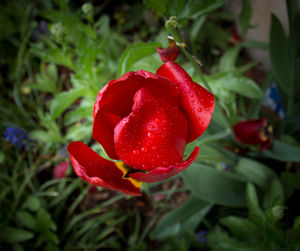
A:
[[4, 127, 29, 149], [196, 230, 207, 243], [33, 20, 49, 40]]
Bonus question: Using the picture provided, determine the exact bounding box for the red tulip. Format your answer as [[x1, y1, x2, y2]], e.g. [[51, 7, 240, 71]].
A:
[[157, 40, 180, 63], [53, 161, 69, 179], [233, 118, 273, 151], [67, 62, 215, 196]]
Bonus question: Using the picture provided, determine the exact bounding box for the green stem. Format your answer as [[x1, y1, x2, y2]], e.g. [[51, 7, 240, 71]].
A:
[[170, 27, 232, 129]]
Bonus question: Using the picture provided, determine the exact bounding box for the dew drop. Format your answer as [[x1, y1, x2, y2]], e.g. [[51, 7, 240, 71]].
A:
[[198, 107, 203, 112], [205, 107, 209, 111], [150, 124, 154, 129], [155, 118, 160, 123], [147, 131, 154, 138], [141, 146, 148, 153], [156, 154, 161, 158], [152, 145, 157, 150], [191, 110, 195, 114], [142, 164, 147, 169], [190, 94, 194, 98], [133, 149, 140, 155], [210, 100, 214, 104], [162, 161, 169, 166]]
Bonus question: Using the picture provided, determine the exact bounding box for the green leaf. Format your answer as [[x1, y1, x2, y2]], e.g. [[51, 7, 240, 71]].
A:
[[23, 196, 41, 212], [65, 122, 92, 141], [263, 178, 284, 209], [179, 0, 227, 20], [151, 195, 212, 239], [0, 227, 34, 243], [239, 0, 252, 36], [49, 88, 86, 120], [262, 140, 300, 163], [269, 14, 291, 94], [219, 46, 241, 72], [235, 157, 277, 190], [207, 227, 264, 251], [220, 216, 260, 242], [216, 74, 263, 99], [118, 42, 161, 77], [182, 163, 246, 207], [130, 54, 162, 74], [246, 183, 266, 228], [281, 171, 300, 190], [16, 211, 36, 230], [144, 0, 169, 14]]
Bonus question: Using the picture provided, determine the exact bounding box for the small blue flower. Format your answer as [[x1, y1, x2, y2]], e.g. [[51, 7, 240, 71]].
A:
[[196, 230, 207, 243], [4, 127, 29, 149]]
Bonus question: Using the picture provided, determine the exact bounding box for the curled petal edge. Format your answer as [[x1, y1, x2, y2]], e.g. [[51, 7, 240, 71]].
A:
[[67, 141, 142, 196], [129, 147, 200, 182]]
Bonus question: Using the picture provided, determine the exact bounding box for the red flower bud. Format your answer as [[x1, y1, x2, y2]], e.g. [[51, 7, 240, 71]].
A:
[[233, 118, 273, 151], [53, 161, 69, 179], [157, 40, 180, 62], [67, 62, 215, 196]]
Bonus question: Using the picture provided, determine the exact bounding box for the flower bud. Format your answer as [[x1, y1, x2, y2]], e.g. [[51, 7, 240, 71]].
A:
[[82, 3, 93, 15], [50, 22, 66, 40], [271, 205, 284, 220], [165, 16, 178, 29]]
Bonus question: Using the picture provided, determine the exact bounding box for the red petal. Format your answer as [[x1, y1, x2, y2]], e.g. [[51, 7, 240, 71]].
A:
[[92, 71, 181, 160], [53, 162, 69, 179], [93, 72, 143, 159], [67, 141, 141, 196], [114, 87, 188, 171], [156, 61, 215, 142], [157, 44, 180, 62], [130, 147, 199, 182], [233, 118, 266, 145], [259, 138, 272, 151]]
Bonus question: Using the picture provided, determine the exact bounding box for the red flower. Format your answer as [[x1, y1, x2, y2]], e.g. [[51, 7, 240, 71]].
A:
[[67, 62, 215, 196], [157, 40, 180, 63], [53, 161, 69, 179], [233, 118, 273, 151]]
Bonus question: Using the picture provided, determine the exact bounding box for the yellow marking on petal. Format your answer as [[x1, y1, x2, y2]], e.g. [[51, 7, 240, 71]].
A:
[[263, 119, 268, 127], [115, 161, 142, 188], [259, 131, 268, 142], [181, 42, 187, 48], [267, 125, 273, 134]]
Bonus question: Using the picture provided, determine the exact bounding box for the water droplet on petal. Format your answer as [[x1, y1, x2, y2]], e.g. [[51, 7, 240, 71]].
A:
[[191, 110, 195, 114], [155, 118, 160, 123], [133, 149, 140, 155], [147, 131, 154, 138], [156, 154, 161, 158], [152, 145, 157, 150], [141, 146, 148, 153], [198, 107, 203, 112], [162, 161, 169, 166], [150, 124, 154, 129], [205, 107, 209, 111], [190, 94, 194, 98]]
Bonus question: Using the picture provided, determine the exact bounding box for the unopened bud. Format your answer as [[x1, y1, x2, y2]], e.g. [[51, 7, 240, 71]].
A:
[[82, 3, 93, 15], [271, 205, 284, 220], [50, 22, 66, 40], [165, 16, 178, 29]]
